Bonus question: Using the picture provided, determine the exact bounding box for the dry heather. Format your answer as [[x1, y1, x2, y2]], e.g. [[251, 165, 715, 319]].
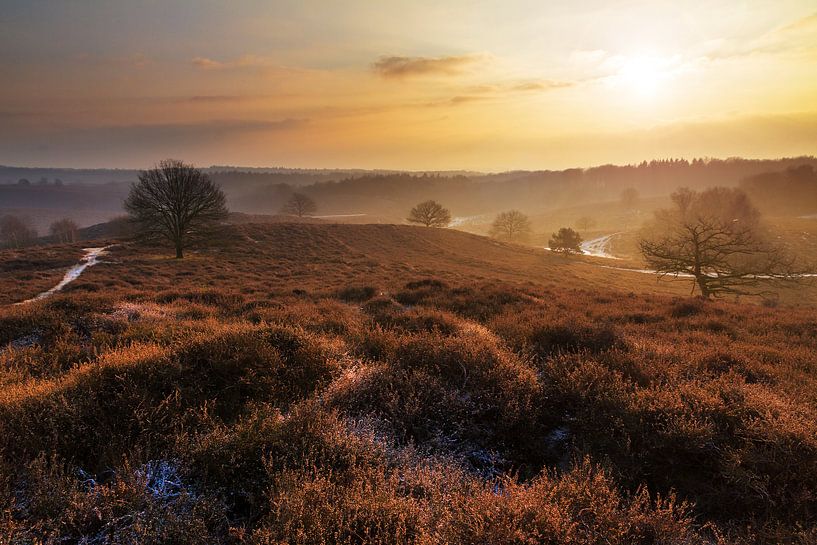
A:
[[1, 223, 816, 544]]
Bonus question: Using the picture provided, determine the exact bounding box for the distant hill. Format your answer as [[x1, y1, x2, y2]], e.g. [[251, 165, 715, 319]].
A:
[[4, 156, 817, 231]]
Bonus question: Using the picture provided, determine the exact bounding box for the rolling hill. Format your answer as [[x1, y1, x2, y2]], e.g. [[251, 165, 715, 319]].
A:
[[1, 222, 816, 544]]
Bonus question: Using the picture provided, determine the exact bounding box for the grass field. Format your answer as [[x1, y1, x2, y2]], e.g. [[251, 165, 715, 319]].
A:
[[1, 223, 816, 544]]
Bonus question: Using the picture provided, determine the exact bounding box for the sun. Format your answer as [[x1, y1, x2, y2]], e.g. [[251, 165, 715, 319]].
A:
[[618, 55, 664, 97]]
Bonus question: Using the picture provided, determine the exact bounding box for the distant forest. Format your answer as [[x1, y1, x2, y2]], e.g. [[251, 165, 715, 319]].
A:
[[2, 157, 816, 230]]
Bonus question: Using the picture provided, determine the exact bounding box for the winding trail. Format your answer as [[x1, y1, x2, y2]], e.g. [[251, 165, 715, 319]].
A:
[[17, 246, 111, 305], [580, 232, 622, 259]]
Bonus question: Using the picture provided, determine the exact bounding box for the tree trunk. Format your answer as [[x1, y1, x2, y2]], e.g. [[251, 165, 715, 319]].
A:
[[175, 242, 183, 259], [696, 275, 710, 298]]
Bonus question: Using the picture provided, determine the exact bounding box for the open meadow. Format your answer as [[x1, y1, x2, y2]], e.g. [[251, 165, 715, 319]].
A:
[[2, 223, 816, 544]]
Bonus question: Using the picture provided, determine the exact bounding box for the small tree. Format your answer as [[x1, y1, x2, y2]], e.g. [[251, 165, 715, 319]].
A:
[[621, 187, 640, 209], [282, 193, 317, 217], [490, 210, 531, 242], [50, 218, 79, 243], [575, 216, 596, 232], [549, 227, 583, 254], [407, 200, 451, 227], [124, 159, 228, 259], [640, 187, 802, 298], [0, 215, 36, 248]]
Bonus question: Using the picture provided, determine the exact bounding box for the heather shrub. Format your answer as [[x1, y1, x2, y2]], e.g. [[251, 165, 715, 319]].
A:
[[4, 224, 817, 543], [441, 459, 699, 545], [669, 297, 706, 318], [154, 288, 245, 311], [364, 302, 460, 336], [0, 325, 335, 469], [7, 455, 228, 544], [491, 309, 621, 358], [337, 285, 378, 302], [330, 330, 545, 471], [396, 282, 529, 320], [254, 468, 428, 545], [249, 298, 364, 336], [185, 403, 387, 523]]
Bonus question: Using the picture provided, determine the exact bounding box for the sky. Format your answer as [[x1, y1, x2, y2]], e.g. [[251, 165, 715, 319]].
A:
[[1, 0, 816, 171]]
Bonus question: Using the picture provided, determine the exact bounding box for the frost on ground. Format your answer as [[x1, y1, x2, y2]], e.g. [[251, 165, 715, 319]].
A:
[[17, 246, 111, 305], [580, 233, 622, 259]]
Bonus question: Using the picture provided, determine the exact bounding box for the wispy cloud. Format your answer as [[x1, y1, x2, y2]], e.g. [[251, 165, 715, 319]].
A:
[[191, 55, 288, 72], [424, 95, 491, 108], [372, 54, 483, 79], [703, 11, 817, 62]]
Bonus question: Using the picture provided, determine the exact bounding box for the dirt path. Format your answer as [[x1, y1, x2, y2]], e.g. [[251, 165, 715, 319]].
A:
[[17, 246, 111, 305], [580, 233, 622, 258]]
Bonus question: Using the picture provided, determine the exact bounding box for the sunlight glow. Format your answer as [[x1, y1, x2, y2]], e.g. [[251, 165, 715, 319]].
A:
[[618, 55, 666, 97]]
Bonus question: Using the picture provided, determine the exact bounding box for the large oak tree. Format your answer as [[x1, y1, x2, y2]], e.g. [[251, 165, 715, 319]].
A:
[[640, 187, 802, 298], [282, 192, 317, 217], [490, 210, 531, 242], [407, 200, 451, 227], [124, 159, 228, 258]]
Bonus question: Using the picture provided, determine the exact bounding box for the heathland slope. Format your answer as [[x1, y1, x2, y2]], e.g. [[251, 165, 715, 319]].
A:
[[5, 222, 815, 307], [1, 223, 816, 544]]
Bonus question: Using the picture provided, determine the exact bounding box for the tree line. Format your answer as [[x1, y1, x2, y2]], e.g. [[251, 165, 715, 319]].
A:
[[0, 215, 79, 248], [7, 158, 807, 301]]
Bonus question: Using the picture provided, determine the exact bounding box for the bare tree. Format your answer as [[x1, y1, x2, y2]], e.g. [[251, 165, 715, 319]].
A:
[[549, 227, 583, 254], [49, 218, 79, 243], [282, 193, 317, 217], [490, 210, 531, 242], [124, 159, 228, 259], [621, 187, 640, 210], [407, 200, 451, 227], [0, 215, 36, 248], [575, 216, 596, 232], [640, 187, 803, 298]]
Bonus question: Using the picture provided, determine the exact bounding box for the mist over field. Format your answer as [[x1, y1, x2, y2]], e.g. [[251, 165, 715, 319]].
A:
[[2, 1, 817, 544]]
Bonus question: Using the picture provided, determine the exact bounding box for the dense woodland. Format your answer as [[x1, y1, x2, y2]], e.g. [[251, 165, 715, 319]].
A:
[[2, 157, 816, 231]]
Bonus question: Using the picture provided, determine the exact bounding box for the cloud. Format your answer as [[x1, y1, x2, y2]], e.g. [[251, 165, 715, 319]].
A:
[[703, 12, 817, 62], [425, 95, 490, 108], [779, 11, 817, 33], [192, 57, 225, 70], [191, 55, 288, 72], [509, 80, 574, 92], [422, 79, 574, 108], [372, 54, 483, 78]]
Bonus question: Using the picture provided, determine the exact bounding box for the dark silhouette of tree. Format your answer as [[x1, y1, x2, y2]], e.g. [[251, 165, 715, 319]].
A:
[[490, 210, 531, 242], [549, 227, 583, 254], [0, 215, 36, 248], [282, 193, 317, 217], [575, 216, 596, 232], [740, 165, 817, 215], [621, 187, 640, 209], [124, 159, 228, 259], [407, 200, 451, 227], [640, 187, 803, 298], [50, 218, 79, 243]]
